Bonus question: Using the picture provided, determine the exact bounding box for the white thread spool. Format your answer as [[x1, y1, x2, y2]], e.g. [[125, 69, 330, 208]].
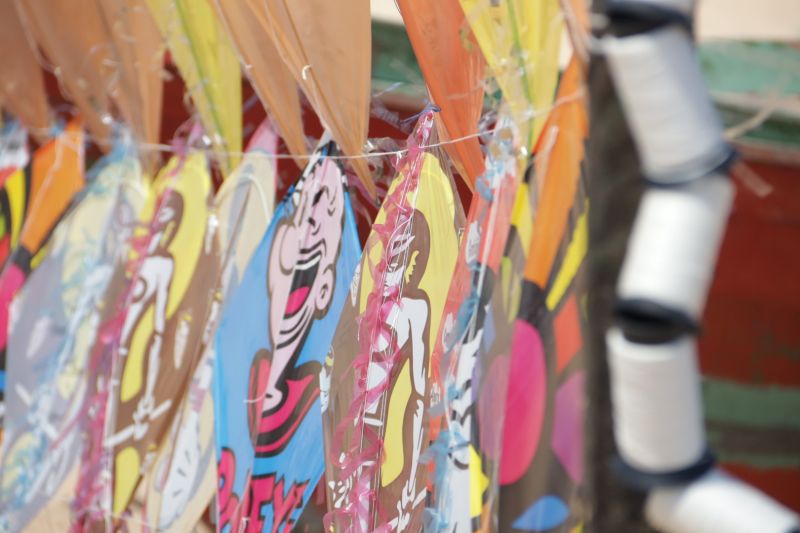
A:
[[618, 173, 734, 322], [603, 26, 729, 183], [607, 328, 706, 472], [646, 469, 800, 533]]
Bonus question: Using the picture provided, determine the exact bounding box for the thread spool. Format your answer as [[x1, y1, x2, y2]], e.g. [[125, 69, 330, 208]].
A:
[[646, 469, 800, 533], [607, 328, 705, 472], [603, 26, 732, 183], [618, 173, 734, 322]]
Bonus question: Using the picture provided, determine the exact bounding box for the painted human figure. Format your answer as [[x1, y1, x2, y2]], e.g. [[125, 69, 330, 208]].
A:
[[249, 151, 346, 456], [117, 192, 183, 441], [362, 210, 432, 530]]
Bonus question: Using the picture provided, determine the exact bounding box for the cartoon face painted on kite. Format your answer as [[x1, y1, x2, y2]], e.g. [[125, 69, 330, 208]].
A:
[[253, 154, 345, 456]]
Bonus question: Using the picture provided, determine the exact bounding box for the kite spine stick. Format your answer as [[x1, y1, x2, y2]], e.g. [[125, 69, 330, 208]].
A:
[[601, 0, 800, 531]]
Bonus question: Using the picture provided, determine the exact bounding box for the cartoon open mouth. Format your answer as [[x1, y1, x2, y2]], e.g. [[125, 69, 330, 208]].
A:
[[254, 362, 320, 457], [283, 245, 323, 320]]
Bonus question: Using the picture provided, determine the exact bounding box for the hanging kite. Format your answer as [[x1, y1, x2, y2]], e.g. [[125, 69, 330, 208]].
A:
[[0, 121, 86, 421], [71, 144, 216, 528], [322, 113, 465, 532], [397, 0, 485, 188], [458, 0, 564, 152], [146, 0, 242, 174], [96, 0, 165, 169], [423, 114, 521, 532], [249, 0, 375, 196], [0, 4, 49, 139], [214, 136, 361, 532], [14, 1, 119, 142], [0, 140, 146, 532], [499, 59, 589, 532], [213, 0, 308, 162], [143, 122, 278, 531]]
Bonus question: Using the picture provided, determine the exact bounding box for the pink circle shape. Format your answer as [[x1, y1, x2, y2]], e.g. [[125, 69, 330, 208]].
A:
[[500, 319, 546, 485]]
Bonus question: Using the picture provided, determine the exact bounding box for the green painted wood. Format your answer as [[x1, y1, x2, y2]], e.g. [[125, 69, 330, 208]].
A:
[[703, 378, 800, 429]]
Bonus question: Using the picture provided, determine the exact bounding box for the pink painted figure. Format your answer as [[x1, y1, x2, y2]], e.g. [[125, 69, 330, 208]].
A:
[[251, 153, 346, 457]]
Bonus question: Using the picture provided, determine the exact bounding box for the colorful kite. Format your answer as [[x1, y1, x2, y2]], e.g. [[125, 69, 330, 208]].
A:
[[397, 0, 485, 188], [72, 148, 216, 529], [499, 59, 589, 532], [0, 122, 85, 420], [0, 4, 49, 138], [15, 1, 118, 141], [213, 0, 308, 162], [423, 115, 521, 532], [97, 0, 165, 169], [0, 142, 146, 532], [214, 137, 361, 532], [143, 122, 278, 531], [322, 113, 465, 532], [251, 0, 375, 195], [146, 0, 242, 174], [458, 0, 563, 152]]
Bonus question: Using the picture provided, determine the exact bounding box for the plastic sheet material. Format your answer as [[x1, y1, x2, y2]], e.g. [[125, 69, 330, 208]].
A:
[[213, 136, 361, 532], [322, 113, 465, 532], [146, 0, 242, 174], [142, 122, 278, 531], [213, 0, 308, 163], [0, 4, 49, 137], [499, 60, 589, 532], [14, 1, 117, 141], [97, 0, 165, 170], [397, 0, 485, 189], [458, 0, 563, 152], [0, 145, 146, 532], [423, 115, 521, 532], [0, 121, 86, 419], [249, 0, 375, 196], [71, 149, 216, 528]]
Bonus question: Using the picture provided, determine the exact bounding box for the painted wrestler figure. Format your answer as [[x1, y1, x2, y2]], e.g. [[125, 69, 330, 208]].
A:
[[115, 192, 182, 442], [362, 210, 432, 530], [249, 152, 346, 456]]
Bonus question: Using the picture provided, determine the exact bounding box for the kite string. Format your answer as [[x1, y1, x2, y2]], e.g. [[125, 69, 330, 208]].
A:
[[25, 90, 586, 162]]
